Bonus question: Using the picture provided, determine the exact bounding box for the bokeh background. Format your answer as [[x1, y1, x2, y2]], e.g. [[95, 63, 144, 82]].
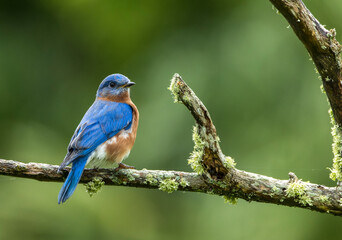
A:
[[1, 0, 342, 239]]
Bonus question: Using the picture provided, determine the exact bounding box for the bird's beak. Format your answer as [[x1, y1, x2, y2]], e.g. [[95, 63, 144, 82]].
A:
[[124, 81, 136, 88]]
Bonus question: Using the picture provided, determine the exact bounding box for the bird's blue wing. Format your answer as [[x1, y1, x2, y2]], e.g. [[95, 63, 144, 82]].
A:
[[59, 100, 133, 169]]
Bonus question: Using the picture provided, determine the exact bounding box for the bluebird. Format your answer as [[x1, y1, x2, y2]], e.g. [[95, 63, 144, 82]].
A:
[[58, 74, 139, 204]]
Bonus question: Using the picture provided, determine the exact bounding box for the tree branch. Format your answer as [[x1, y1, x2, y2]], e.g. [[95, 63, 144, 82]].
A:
[[1, 158, 342, 215], [169, 74, 233, 180], [1, 0, 342, 216], [1, 73, 342, 216], [0, 159, 206, 193], [269, 0, 342, 182], [270, 0, 342, 125]]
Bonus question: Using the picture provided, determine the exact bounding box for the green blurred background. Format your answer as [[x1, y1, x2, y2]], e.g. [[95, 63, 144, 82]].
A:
[[1, 0, 341, 239]]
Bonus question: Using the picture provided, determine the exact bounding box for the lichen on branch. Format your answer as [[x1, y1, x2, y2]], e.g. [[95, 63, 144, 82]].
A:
[[286, 179, 313, 206], [85, 177, 105, 197], [169, 73, 234, 180], [158, 178, 179, 193], [269, 0, 342, 184], [329, 109, 342, 181], [188, 125, 205, 175]]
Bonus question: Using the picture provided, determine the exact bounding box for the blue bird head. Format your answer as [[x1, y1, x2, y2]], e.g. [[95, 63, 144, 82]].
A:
[[96, 74, 135, 99]]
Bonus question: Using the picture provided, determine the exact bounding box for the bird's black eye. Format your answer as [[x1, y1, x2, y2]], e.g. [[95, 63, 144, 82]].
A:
[[109, 82, 116, 88]]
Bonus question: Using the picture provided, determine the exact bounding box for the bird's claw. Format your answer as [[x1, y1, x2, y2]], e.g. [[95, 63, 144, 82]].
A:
[[114, 163, 136, 172]]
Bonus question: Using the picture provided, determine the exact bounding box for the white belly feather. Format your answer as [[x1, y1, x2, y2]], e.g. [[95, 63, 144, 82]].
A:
[[86, 131, 131, 168]]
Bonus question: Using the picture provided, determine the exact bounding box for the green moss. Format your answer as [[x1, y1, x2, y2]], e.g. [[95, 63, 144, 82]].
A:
[[327, 29, 336, 39], [319, 195, 329, 204], [320, 84, 326, 94], [271, 186, 281, 193], [159, 178, 179, 193], [182, 95, 191, 104], [179, 178, 189, 188], [286, 180, 313, 206], [85, 177, 105, 197], [168, 74, 182, 103], [144, 173, 159, 186], [110, 175, 122, 184], [223, 156, 236, 169], [286, 181, 305, 197], [14, 165, 26, 172], [298, 195, 313, 206], [126, 172, 135, 182], [206, 190, 214, 195], [223, 195, 238, 205], [188, 125, 205, 174], [328, 108, 342, 182], [215, 180, 228, 189], [270, 186, 282, 197], [338, 198, 342, 206]]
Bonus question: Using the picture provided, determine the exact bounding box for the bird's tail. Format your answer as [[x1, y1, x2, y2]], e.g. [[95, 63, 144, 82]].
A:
[[58, 156, 88, 204]]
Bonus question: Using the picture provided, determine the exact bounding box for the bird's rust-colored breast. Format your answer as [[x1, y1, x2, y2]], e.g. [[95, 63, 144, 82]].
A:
[[105, 98, 139, 163]]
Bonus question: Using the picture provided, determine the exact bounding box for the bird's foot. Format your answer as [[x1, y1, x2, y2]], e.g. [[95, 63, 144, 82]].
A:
[[57, 166, 64, 174], [114, 163, 136, 172]]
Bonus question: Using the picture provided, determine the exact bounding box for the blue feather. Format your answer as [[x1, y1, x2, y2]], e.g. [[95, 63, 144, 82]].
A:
[[58, 155, 88, 204], [58, 99, 133, 203], [59, 100, 133, 169]]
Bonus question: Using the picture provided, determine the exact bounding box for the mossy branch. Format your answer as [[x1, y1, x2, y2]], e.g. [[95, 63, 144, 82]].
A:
[[1, 0, 342, 217], [269, 0, 342, 125], [1, 159, 342, 215], [1, 73, 342, 216], [0, 159, 206, 193], [169, 74, 235, 180], [269, 0, 342, 181]]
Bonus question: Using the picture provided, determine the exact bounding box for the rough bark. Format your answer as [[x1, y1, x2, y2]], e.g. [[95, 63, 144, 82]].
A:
[[1, 158, 342, 215], [269, 0, 342, 184], [270, 0, 342, 125]]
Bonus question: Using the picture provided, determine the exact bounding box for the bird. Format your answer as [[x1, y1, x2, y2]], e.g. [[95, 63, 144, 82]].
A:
[[57, 73, 139, 204]]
